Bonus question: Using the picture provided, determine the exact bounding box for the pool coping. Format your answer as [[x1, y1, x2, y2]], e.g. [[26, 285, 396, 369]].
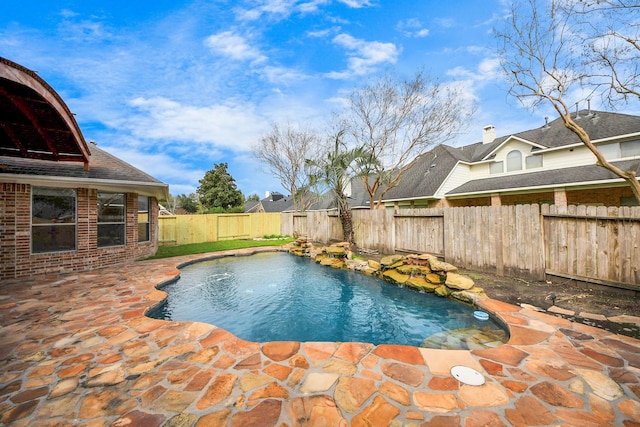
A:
[[1, 247, 639, 425]]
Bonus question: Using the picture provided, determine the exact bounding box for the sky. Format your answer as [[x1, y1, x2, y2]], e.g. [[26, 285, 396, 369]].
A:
[[2, 0, 634, 199]]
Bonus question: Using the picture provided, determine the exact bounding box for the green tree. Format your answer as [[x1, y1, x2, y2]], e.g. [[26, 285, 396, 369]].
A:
[[197, 163, 244, 210], [246, 193, 260, 202], [307, 131, 375, 244], [176, 193, 199, 214]]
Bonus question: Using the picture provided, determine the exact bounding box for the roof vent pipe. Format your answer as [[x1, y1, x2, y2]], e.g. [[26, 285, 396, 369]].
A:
[[575, 102, 580, 119], [587, 99, 591, 115], [544, 116, 549, 128]]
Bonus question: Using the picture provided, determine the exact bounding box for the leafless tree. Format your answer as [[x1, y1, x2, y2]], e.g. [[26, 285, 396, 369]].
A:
[[253, 122, 323, 212], [340, 71, 475, 208], [496, 0, 640, 203]]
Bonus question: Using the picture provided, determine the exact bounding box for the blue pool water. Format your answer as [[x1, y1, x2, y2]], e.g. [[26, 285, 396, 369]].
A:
[[149, 252, 507, 347]]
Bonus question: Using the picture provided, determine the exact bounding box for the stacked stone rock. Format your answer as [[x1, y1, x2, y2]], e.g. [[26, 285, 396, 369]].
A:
[[288, 239, 488, 306]]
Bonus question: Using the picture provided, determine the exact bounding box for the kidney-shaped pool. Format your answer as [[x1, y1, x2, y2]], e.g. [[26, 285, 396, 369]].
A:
[[149, 252, 508, 349]]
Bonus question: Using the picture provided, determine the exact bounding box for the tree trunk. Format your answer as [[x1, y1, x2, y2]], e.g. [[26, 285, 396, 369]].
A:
[[340, 208, 354, 244], [337, 193, 355, 244]]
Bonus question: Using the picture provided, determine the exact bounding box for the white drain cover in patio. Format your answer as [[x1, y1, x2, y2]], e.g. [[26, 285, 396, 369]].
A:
[[451, 365, 485, 386]]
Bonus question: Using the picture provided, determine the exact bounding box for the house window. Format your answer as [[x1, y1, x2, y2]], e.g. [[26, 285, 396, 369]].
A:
[[621, 140, 640, 158], [490, 161, 503, 174], [138, 195, 150, 242], [599, 142, 620, 160], [526, 155, 543, 169], [98, 192, 125, 247], [31, 187, 76, 253], [506, 150, 522, 171]]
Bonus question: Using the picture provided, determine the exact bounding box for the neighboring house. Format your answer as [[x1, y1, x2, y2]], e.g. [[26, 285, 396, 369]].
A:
[[0, 57, 169, 280], [246, 191, 295, 213], [383, 110, 640, 209], [308, 177, 374, 212]]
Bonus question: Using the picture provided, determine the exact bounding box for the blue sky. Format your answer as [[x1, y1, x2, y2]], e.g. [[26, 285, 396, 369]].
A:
[[2, 0, 629, 199]]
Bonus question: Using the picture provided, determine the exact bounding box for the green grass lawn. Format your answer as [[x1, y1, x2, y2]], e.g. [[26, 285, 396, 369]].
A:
[[145, 237, 295, 260]]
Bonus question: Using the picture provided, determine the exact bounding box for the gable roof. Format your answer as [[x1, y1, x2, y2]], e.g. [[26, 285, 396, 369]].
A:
[[382, 144, 466, 201], [0, 142, 169, 199]]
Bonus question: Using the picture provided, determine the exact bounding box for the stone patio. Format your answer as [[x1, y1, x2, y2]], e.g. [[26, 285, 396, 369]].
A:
[[1, 247, 639, 426]]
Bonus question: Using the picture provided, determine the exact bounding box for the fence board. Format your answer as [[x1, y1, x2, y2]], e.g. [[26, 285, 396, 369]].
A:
[[258, 203, 639, 288], [158, 213, 281, 246]]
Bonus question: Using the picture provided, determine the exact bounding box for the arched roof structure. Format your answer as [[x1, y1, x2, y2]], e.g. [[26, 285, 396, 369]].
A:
[[0, 56, 90, 169]]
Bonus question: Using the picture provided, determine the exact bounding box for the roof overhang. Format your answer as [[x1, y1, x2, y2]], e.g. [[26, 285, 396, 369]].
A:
[[445, 177, 634, 199], [0, 173, 169, 201], [0, 57, 90, 168]]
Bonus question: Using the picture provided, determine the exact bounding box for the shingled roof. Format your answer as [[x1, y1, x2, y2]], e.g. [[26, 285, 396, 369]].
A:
[[381, 110, 640, 202], [383, 145, 464, 201], [459, 110, 640, 163], [447, 159, 640, 196], [0, 142, 169, 199]]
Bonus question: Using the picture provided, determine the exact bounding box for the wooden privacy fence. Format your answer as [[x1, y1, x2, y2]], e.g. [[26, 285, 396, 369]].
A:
[[282, 204, 640, 288], [158, 213, 282, 246], [543, 204, 640, 287]]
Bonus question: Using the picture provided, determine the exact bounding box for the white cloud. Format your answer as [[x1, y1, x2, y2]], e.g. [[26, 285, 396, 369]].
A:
[[204, 31, 267, 63], [298, 0, 331, 13], [126, 96, 270, 152], [261, 65, 310, 84], [327, 33, 399, 78], [447, 57, 502, 83], [337, 0, 374, 7], [396, 18, 430, 38], [306, 28, 335, 38], [435, 17, 455, 28], [235, 0, 321, 21]]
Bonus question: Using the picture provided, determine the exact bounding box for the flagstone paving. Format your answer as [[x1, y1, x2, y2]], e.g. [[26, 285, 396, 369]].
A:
[[1, 247, 640, 426]]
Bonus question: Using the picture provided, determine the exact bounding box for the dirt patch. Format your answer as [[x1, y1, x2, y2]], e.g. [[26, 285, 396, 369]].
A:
[[356, 249, 640, 339], [459, 268, 640, 339]]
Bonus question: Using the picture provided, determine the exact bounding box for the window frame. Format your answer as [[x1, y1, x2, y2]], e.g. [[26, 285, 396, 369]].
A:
[[621, 139, 640, 158], [97, 192, 126, 248], [506, 150, 523, 172], [31, 187, 77, 254], [525, 154, 543, 169], [138, 195, 151, 243], [489, 161, 504, 174]]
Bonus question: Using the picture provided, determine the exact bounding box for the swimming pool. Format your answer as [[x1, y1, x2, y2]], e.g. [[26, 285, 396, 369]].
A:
[[149, 252, 508, 348]]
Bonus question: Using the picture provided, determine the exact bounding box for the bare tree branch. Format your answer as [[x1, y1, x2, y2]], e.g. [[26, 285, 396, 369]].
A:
[[496, 0, 640, 203], [340, 71, 475, 208], [253, 122, 323, 212]]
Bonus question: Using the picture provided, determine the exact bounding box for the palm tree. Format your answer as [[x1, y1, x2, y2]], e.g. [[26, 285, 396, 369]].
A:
[[307, 131, 377, 245]]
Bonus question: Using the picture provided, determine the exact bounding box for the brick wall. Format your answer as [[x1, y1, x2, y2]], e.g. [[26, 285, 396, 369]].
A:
[[566, 186, 636, 206], [0, 184, 159, 281]]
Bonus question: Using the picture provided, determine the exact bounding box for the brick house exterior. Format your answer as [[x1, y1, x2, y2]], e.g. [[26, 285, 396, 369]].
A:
[[1, 57, 168, 281]]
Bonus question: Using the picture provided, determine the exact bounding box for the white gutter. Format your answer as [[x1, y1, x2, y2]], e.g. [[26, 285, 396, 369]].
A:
[[445, 177, 633, 198]]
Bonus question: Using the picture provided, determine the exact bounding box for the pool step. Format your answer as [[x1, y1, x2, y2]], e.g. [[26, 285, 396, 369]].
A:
[[421, 326, 508, 350]]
